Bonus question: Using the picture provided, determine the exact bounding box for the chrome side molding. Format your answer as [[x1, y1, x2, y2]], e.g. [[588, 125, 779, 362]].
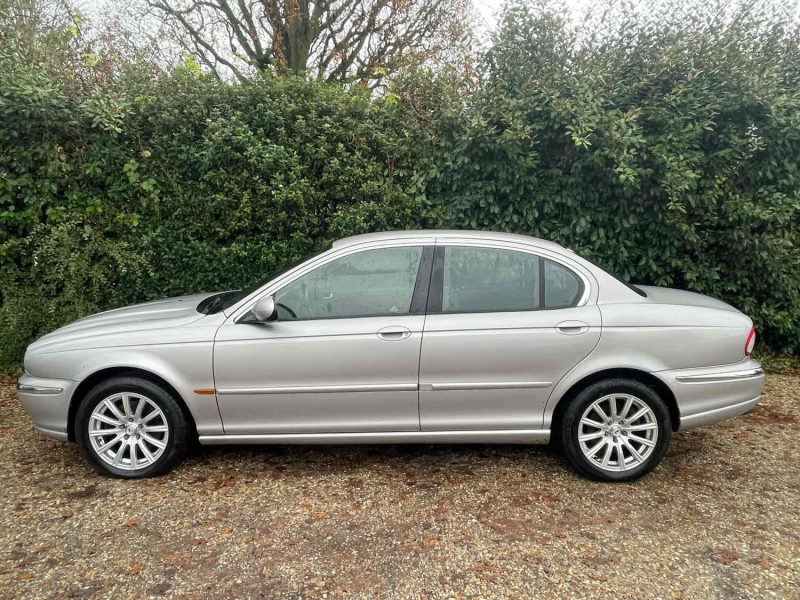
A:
[[421, 381, 552, 391], [675, 367, 764, 383], [199, 429, 551, 445], [215, 383, 418, 395], [218, 381, 554, 395]]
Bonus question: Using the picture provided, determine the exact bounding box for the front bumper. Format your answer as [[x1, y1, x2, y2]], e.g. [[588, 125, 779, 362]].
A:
[[16, 373, 76, 441], [655, 358, 765, 431]]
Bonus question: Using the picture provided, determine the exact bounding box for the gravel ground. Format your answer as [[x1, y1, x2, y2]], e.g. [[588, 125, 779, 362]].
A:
[[1, 374, 798, 599]]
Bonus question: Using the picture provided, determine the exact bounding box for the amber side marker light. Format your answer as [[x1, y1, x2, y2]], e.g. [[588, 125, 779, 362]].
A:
[[193, 388, 216, 395]]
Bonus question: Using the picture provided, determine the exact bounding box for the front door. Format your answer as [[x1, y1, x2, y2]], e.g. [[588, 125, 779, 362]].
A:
[[419, 244, 601, 431], [213, 245, 431, 434]]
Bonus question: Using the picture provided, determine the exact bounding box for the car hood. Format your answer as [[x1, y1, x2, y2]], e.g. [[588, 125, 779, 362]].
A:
[[636, 285, 741, 313], [27, 293, 215, 354]]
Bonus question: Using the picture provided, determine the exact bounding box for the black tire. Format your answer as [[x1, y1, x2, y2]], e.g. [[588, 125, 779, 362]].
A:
[[76, 377, 189, 478], [559, 378, 671, 482]]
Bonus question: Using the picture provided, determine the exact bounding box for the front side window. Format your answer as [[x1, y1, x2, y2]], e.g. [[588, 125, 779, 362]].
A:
[[275, 246, 424, 320], [442, 246, 540, 312], [439, 246, 584, 313]]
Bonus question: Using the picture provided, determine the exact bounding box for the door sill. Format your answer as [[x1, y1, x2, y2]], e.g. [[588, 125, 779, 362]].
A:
[[198, 429, 550, 445]]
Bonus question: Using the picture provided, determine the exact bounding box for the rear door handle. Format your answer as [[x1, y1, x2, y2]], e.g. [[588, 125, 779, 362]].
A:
[[555, 320, 590, 335], [377, 326, 412, 341]]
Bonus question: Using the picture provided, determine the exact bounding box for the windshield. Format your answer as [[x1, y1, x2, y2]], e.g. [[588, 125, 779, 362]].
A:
[[196, 247, 330, 315]]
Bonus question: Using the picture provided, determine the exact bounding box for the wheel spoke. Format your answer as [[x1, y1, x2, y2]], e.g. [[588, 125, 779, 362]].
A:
[[580, 417, 605, 429], [137, 439, 155, 463], [629, 434, 656, 448], [134, 397, 145, 419], [129, 439, 138, 470], [600, 443, 613, 468], [103, 399, 125, 421], [121, 393, 133, 417], [141, 433, 166, 449], [616, 444, 627, 471], [579, 431, 605, 442], [142, 410, 161, 424], [142, 424, 168, 434], [623, 438, 644, 464], [627, 407, 649, 423], [586, 438, 606, 457], [92, 413, 119, 427], [111, 443, 125, 466], [592, 403, 609, 422], [620, 396, 634, 420], [628, 422, 657, 432], [609, 397, 617, 419], [96, 433, 124, 453], [89, 428, 117, 437]]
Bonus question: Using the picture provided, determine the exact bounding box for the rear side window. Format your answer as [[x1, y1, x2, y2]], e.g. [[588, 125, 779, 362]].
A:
[[437, 246, 583, 313], [442, 246, 540, 312]]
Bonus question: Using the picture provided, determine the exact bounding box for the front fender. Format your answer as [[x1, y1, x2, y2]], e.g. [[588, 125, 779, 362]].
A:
[[59, 344, 222, 436]]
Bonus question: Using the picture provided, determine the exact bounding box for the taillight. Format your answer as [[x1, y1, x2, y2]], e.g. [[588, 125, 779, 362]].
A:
[[744, 326, 756, 356]]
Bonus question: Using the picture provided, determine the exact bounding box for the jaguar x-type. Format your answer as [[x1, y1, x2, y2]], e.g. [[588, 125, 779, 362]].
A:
[[17, 230, 764, 481]]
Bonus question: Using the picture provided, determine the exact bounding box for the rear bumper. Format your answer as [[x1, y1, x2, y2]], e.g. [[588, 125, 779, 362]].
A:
[[16, 373, 76, 441], [654, 358, 765, 431]]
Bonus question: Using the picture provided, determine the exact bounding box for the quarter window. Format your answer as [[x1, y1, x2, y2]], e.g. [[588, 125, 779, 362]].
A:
[[275, 246, 424, 320], [544, 258, 582, 308]]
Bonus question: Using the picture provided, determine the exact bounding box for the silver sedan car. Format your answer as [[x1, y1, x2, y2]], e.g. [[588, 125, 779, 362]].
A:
[[17, 230, 764, 481]]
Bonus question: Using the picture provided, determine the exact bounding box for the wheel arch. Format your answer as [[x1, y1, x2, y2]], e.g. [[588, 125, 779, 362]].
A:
[[67, 367, 198, 442], [548, 368, 680, 436]]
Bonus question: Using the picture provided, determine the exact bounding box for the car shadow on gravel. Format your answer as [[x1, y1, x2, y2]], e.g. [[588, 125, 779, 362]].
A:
[[183, 441, 562, 477]]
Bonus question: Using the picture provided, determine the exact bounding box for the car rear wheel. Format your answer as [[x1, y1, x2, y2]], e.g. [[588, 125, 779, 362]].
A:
[[76, 377, 188, 478], [560, 378, 671, 482]]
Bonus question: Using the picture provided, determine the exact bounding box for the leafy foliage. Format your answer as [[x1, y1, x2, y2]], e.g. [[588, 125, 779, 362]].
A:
[[1, 0, 799, 372], [390, 0, 800, 352]]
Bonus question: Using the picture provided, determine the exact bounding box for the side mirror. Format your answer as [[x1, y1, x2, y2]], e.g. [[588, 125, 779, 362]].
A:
[[241, 296, 276, 324]]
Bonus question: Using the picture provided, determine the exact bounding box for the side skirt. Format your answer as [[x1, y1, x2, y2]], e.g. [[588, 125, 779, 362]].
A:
[[198, 429, 550, 446]]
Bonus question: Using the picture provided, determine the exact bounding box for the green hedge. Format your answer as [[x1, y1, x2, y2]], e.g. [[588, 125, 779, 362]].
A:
[[1, 0, 799, 372], [390, 2, 800, 353]]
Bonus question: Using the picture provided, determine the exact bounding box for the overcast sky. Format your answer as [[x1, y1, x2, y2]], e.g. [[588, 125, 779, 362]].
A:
[[75, 0, 594, 35]]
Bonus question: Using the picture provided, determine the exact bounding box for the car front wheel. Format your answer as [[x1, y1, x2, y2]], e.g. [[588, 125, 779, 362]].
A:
[[560, 378, 672, 482], [76, 377, 188, 478]]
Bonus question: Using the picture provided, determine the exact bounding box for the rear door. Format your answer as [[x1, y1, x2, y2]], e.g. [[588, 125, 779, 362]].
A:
[[418, 242, 601, 431]]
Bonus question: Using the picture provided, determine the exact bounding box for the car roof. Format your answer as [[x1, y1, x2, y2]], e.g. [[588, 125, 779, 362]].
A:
[[332, 230, 567, 251]]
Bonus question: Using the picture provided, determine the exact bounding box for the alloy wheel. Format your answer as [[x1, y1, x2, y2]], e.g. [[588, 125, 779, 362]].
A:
[[88, 392, 170, 471], [577, 393, 659, 472]]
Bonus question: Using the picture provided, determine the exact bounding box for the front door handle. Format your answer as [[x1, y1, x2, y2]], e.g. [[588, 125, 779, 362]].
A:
[[555, 320, 590, 335], [377, 326, 412, 341]]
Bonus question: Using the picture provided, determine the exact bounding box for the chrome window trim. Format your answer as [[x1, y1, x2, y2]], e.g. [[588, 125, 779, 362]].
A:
[[228, 235, 595, 323], [229, 238, 434, 323], [433, 238, 593, 308]]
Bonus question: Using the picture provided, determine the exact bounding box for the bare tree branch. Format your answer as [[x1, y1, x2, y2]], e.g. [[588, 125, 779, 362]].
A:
[[145, 0, 473, 82]]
